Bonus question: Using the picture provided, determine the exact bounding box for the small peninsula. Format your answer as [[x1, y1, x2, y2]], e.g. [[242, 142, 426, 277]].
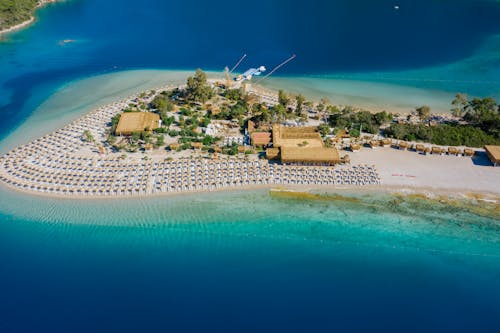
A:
[[0, 69, 498, 200], [0, 0, 59, 35]]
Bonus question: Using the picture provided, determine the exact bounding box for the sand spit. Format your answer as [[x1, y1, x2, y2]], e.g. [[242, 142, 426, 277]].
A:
[[0, 87, 380, 199]]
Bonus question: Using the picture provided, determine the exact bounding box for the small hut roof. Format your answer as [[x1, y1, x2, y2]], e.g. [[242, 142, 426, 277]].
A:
[[191, 142, 203, 149], [266, 148, 280, 160], [399, 141, 409, 147], [464, 148, 474, 155], [350, 144, 361, 151]]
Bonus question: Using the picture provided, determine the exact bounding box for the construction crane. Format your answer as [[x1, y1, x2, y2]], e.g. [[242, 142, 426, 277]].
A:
[[256, 54, 296, 83]]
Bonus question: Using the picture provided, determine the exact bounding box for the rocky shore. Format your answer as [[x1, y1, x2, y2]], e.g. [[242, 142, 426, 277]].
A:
[[0, 0, 60, 36]]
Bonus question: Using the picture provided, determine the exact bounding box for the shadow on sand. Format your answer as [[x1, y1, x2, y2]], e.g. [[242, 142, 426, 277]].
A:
[[471, 151, 494, 167]]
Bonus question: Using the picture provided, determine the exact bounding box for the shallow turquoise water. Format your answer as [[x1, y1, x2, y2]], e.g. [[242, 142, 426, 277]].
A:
[[1, 0, 500, 139], [1, 188, 499, 332], [1, 1, 500, 331]]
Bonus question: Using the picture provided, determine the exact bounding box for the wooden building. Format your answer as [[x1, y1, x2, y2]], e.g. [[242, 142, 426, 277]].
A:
[[115, 112, 160, 136], [485, 145, 500, 166], [272, 124, 324, 148], [250, 132, 272, 147], [280, 147, 341, 166]]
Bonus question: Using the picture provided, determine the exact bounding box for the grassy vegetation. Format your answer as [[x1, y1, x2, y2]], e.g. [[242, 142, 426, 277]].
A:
[[385, 96, 500, 147], [0, 0, 37, 30], [384, 123, 500, 147]]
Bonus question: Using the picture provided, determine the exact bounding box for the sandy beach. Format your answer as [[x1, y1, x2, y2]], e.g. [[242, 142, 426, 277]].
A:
[[349, 148, 500, 197], [0, 71, 498, 202]]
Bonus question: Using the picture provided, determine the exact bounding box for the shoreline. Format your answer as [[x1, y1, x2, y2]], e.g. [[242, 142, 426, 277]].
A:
[[0, 77, 498, 202], [1, 181, 498, 204], [0, 0, 60, 36], [0, 16, 36, 36]]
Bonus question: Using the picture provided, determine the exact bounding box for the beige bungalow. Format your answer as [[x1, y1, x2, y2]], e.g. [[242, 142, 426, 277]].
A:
[[484, 145, 500, 166]]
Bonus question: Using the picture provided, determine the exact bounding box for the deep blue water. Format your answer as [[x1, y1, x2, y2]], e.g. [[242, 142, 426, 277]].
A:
[[0, 190, 499, 333], [1, 0, 500, 139], [1, 1, 500, 332]]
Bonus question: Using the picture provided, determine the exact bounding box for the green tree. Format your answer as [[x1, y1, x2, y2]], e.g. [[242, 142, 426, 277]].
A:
[[131, 132, 141, 142], [202, 135, 215, 146], [155, 135, 165, 147], [295, 94, 305, 116], [186, 69, 214, 103], [465, 97, 497, 124], [0, 0, 37, 30], [451, 93, 468, 118], [416, 105, 431, 122], [111, 114, 121, 133], [318, 124, 330, 137], [83, 130, 94, 142], [272, 104, 287, 121], [225, 89, 241, 101], [278, 90, 290, 108]]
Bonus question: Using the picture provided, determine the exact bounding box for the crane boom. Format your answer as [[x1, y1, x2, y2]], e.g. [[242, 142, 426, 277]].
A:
[[256, 54, 296, 83]]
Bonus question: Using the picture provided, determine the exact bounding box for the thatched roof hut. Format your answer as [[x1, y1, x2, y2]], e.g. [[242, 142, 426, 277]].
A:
[[169, 143, 180, 151], [191, 142, 203, 150], [280, 147, 341, 165], [398, 141, 409, 150], [350, 144, 361, 152], [380, 139, 391, 147], [431, 146, 444, 155], [115, 112, 160, 135], [415, 144, 425, 152], [266, 148, 280, 160], [369, 140, 380, 148], [484, 145, 500, 166], [272, 124, 323, 148], [447, 147, 459, 155], [464, 148, 475, 157]]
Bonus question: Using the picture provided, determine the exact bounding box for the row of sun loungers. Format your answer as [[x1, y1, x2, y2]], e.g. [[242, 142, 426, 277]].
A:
[[0, 89, 381, 197]]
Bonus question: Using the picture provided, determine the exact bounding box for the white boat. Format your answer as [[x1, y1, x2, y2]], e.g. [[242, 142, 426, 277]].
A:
[[235, 66, 266, 82]]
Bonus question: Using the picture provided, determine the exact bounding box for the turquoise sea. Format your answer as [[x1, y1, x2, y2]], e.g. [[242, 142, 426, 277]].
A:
[[1, 1, 500, 332]]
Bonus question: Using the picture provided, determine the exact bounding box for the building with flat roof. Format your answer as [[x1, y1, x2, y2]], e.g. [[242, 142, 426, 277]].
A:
[[485, 145, 500, 166], [115, 112, 160, 136], [251, 132, 272, 147]]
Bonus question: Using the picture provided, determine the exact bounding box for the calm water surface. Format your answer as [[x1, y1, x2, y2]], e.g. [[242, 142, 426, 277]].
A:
[[1, 1, 500, 332]]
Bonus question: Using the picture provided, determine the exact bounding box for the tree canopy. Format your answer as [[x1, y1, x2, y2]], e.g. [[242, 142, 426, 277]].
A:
[[0, 0, 37, 30], [185, 69, 213, 103]]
